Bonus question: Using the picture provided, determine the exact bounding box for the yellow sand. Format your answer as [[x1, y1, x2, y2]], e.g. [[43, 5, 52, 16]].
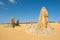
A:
[[0, 22, 60, 40]]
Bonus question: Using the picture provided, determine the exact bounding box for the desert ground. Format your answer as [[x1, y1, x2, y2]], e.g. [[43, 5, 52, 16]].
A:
[[0, 22, 60, 40]]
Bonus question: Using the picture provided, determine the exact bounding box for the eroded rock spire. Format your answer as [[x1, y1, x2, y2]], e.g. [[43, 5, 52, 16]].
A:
[[38, 7, 49, 29]]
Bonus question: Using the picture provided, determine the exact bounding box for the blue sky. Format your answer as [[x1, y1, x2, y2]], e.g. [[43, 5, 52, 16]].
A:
[[0, 0, 60, 23]]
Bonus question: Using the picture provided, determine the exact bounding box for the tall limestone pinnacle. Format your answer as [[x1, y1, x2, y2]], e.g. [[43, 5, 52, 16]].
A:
[[38, 7, 49, 29], [27, 7, 54, 34]]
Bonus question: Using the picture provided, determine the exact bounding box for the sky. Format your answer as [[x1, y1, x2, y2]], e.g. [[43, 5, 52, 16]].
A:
[[0, 0, 60, 23]]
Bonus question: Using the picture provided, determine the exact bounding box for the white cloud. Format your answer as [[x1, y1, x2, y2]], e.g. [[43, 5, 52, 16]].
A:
[[0, 2, 8, 10], [0, 1, 5, 5], [9, 0, 15, 3]]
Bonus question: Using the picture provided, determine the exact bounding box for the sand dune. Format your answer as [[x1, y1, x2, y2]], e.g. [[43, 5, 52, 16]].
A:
[[0, 23, 60, 40]]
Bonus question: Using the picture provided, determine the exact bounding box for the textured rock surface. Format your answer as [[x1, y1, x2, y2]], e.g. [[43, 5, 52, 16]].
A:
[[27, 7, 54, 34], [10, 16, 15, 27], [38, 7, 49, 29]]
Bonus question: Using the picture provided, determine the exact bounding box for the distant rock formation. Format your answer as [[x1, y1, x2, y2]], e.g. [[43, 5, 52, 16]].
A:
[[10, 16, 15, 27], [16, 20, 19, 26]]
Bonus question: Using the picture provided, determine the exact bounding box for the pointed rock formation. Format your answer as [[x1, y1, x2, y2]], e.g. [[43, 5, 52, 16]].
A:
[[27, 7, 55, 34], [10, 16, 15, 27], [38, 7, 49, 29]]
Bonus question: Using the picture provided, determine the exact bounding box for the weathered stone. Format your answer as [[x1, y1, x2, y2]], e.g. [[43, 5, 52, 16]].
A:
[[38, 7, 49, 29], [16, 20, 19, 26], [10, 16, 15, 27]]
